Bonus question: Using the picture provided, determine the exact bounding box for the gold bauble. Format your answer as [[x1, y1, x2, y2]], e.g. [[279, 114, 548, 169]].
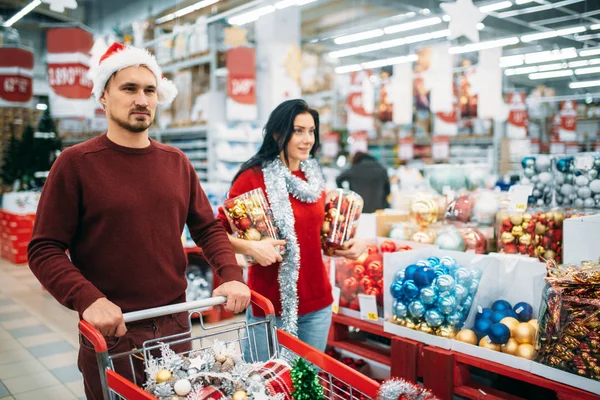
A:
[[156, 369, 172, 383], [535, 245, 545, 257], [523, 213, 533, 222], [543, 250, 556, 260], [510, 214, 524, 226], [535, 222, 547, 235], [522, 221, 530, 231], [437, 325, 456, 339], [511, 226, 524, 237], [514, 322, 536, 344], [528, 319, 539, 331], [411, 230, 436, 244], [501, 232, 515, 244], [232, 390, 248, 400], [456, 329, 478, 345], [554, 212, 565, 227], [417, 322, 434, 334], [502, 338, 520, 355], [545, 211, 555, 222], [230, 205, 247, 219], [479, 337, 501, 351], [519, 233, 532, 246], [392, 315, 406, 326], [500, 317, 520, 337], [409, 197, 439, 227], [405, 319, 417, 330], [516, 344, 536, 360], [244, 228, 262, 241]]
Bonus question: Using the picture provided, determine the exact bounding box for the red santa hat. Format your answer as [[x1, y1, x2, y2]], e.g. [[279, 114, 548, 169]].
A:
[[89, 42, 178, 105]]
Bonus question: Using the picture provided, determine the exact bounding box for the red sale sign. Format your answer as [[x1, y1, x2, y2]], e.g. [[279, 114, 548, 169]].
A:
[[507, 92, 528, 138], [226, 47, 257, 120], [0, 47, 34, 106], [559, 100, 577, 142]]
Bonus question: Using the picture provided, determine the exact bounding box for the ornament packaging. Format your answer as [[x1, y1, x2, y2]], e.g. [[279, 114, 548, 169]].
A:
[[321, 189, 364, 256], [520, 155, 554, 207], [554, 153, 600, 209]]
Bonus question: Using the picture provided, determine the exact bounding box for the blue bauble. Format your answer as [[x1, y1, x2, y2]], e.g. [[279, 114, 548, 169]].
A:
[[491, 311, 507, 324], [402, 280, 419, 299], [521, 156, 535, 169], [438, 294, 457, 315], [488, 323, 511, 344], [462, 295, 473, 310], [513, 302, 534, 322], [492, 300, 512, 312], [469, 279, 479, 295], [420, 286, 438, 306], [474, 318, 492, 339], [433, 266, 448, 278], [393, 299, 408, 319], [440, 256, 457, 269], [505, 309, 519, 320], [416, 260, 432, 268], [425, 309, 444, 328], [427, 256, 440, 267], [455, 284, 468, 304], [408, 300, 426, 319], [394, 269, 406, 283], [404, 264, 419, 281], [476, 307, 493, 321], [470, 268, 482, 281], [414, 267, 436, 288], [436, 275, 456, 293], [390, 280, 404, 300], [455, 268, 472, 287], [556, 158, 570, 173], [446, 311, 464, 328]]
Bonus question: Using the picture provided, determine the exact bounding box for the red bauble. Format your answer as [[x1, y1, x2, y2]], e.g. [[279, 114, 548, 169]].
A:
[[325, 200, 336, 212], [446, 195, 475, 223], [367, 260, 383, 279], [340, 199, 350, 214], [517, 244, 528, 254], [339, 298, 349, 308], [361, 276, 373, 291], [541, 236, 552, 248], [255, 220, 267, 233], [223, 199, 235, 210], [238, 217, 252, 230], [552, 229, 562, 242], [353, 265, 366, 279], [342, 277, 359, 294], [501, 220, 513, 231], [504, 244, 518, 254], [364, 253, 383, 269], [379, 240, 397, 253], [349, 302, 360, 311], [366, 244, 379, 254], [460, 228, 487, 254], [397, 245, 412, 252]]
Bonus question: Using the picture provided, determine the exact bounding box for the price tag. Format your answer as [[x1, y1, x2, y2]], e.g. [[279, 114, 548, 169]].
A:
[[508, 184, 533, 213], [358, 294, 378, 321], [332, 287, 340, 314], [575, 155, 594, 170], [432, 136, 450, 161]]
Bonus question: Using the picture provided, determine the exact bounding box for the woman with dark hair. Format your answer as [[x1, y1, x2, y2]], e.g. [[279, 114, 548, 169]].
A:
[[336, 152, 390, 213], [217, 99, 365, 358]]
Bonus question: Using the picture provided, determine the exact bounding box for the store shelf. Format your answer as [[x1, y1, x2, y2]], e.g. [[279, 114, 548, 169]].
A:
[[161, 53, 212, 74], [215, 136, 262, 143], [152, 125, 208, 137]]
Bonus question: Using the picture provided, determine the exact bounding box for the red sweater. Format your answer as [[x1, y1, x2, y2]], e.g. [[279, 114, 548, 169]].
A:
[[28, 134, 243, 315], [217, 166, 333, 317]]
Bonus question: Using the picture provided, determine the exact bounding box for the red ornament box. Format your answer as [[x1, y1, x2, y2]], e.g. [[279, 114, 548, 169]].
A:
[[0, 210, 35, 264]]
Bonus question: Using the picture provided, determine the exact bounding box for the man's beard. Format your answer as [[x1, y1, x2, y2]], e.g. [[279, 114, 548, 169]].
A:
[[110, 112, 153, 133]]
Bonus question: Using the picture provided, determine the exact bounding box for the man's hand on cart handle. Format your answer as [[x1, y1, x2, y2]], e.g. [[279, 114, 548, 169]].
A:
[[213, 281, 251, 314], [82, 298, 127, 337]]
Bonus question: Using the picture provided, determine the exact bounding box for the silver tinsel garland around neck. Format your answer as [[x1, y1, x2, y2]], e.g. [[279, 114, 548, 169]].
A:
[[262, 157, 324, 336]]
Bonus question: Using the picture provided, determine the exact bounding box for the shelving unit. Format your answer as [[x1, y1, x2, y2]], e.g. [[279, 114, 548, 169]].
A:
[[152, 127, 210, 183]]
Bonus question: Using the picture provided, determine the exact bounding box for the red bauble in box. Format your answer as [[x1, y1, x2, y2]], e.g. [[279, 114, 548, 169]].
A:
[[541, 236, 552, 249], [238, 217, 252, 230], [342, 277, 359, 294], [366, 244, 379, 254], [353, 264, 365, 279], [367, 260, 383, 279], [223, 199, 235, 210], [517, 244, 528, 254], [397, 245, 412, 252], [361, 276, 374, 291], [552, 229, 562, 242], [349, 302, 360, 311], [504, 244, 518, 254], [339, 298, 350, 308], [364, 253, 383, 269], [379, 240, 396, 253]]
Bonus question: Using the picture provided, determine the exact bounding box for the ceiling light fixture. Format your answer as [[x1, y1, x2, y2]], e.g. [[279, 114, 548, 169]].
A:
[[3, 0, 41, 27], [529, 69, 573, 79], [477, 23, 485, 30], [420, 9, 431, 15], [504, 62, 566, 76], [274, 0, 298, 9], [156, 0, 220, 24], [498, 0, 586, 19], [228, 5, 275, 25], [383, 17, 442, 35], [334, 29, 384, 45], [521, 26, 586, 42], [568, 58, 600, 68], [575, 66, 600, 75], [515, 0, 535, 3], [335, 54, 418, 74], [479, 1, 513, 14], [580, 48, 600, 57], [570, 79, 600, 89], [591, 24, 600, 30], [449, 36, 519, 54]]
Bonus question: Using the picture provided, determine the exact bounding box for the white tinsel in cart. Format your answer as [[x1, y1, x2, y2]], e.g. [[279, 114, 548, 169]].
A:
[[144, 340, 290, 400]]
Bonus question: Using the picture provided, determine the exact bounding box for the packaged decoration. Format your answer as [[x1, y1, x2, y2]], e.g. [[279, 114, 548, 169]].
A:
[[520, 155, 554, 207], [553, 153, 600, 209], [223, 188, 284, 262], [408, 193, 440, 245], [536, 260, 600, 382], [321, 189, 364, 256]]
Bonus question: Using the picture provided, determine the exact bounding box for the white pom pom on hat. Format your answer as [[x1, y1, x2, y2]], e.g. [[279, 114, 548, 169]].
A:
[[88, 42, 178, 105]]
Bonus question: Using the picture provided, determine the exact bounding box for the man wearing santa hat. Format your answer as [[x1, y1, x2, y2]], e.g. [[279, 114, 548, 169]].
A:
[[27, 42, 250, 399]]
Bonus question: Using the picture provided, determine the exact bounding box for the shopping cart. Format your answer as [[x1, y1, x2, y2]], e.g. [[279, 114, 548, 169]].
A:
[[79, 291, 381, 400]]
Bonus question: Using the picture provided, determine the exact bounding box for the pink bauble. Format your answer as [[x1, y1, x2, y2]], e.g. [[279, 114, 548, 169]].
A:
[[445, 195, 475, 223], [460, 227, 487, 254]]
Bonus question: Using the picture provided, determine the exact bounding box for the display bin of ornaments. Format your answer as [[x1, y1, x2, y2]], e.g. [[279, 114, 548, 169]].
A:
[[554, 153, 600, 209], [321, 189, 364, 256], [333, 238, 437, 322], [520, 155, 555, 207], [451, 255, 546, 372], [496, 208, 566, 263], [532, 260, 600, 395], [383, 248, 498, 349]]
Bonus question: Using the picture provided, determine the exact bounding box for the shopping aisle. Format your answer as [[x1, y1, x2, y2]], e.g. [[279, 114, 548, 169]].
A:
[[0, 259, 84, 400]]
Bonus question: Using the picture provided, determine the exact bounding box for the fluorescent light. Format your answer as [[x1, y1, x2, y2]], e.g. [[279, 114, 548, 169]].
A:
[[575, 66, 600, 75], [500, 55, 525, 67], [335, 54, 418, 74], [477, 23, 485, 30], [580, 48, 600, 57], [479, 1, 513, 14], [335, 64, 362, 74], [504, 63, 566, 76], [570, 79, 600, 89], [36, 103, 48, 111], [442, 14, 451, 21], [521, 26, 587, 42], [592, 24, 600, 30], [569, 60, 591, 68], [155, 0, 219, 24], [449, 36, 519, 54], [3, 0, 41, 27], [334, 29, 384, 45], [529, 69, 573, 79], [274, 0, 298, 9], [515, 0, 535, 3], [420, 8, 431, 15], [329, 29, 449, 58], [296, 0, 318, 5], [525, 47, 577, 64], [383, 17, 442, 35], [228, 5, 275, 25]]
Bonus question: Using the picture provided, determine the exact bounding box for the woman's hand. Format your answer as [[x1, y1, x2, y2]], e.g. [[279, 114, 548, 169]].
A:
[[334, 238, 367, 260], [247, 238, 287, 266]]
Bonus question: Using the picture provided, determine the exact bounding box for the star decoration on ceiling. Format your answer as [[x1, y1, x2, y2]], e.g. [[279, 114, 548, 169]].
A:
[[42, 0, 78, 13], [224, 25, 248, 48], [440, 0, 486, 43]]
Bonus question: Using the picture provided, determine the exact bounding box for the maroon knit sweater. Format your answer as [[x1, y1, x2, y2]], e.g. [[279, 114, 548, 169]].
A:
[[28, 134, 243, 315]]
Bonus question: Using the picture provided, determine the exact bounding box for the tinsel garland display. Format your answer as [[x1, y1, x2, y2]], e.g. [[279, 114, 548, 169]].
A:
[[377, 378, 438, 400], [262, 157, 324, 336]]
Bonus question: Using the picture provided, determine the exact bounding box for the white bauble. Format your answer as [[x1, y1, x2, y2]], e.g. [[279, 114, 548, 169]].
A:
[[578, 187, 592, 199], [590, 179, 600, 194], [574, 198, 585, 208], [538, 172, 553, 185], [560, 184, 574, 196], [555, 173, 565, 185], [535, 156, 552, 172], [584, 198, 595, 208], [576, 175, 590, 187], [174, 379, 192, 396]]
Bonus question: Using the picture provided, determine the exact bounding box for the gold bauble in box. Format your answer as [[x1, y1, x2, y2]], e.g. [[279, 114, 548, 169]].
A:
[[543, 250, 556, 260], [523, 212, 533, 222], [511, 226, 524, 237], [456, 329, 478, 345], [528, 319, 539, 331], [501, 232, 515, 244], [502, 338, 520, 355], [411, 230, 436, 244], [405, 319, 417, 330], [230, 205, 247, 219], [417, 322, 434, 334], [437, 325, 457, 339], [535, 222, 547, 235], [522, 221, 530, 231], [244, 228, 262, 241], [520, 233, 533, 246], [514, 322, 536, 344], [479, 337, 501, 351], [156, 369, 172, 383], [500, 317, 519, 337], [555, 212, 565, 227], [392, 315, 406, 326], [516, 344, 536, 360], [510, 214, 523, 226], [409, 197, 439, 227], [232, 390, 248, 400]]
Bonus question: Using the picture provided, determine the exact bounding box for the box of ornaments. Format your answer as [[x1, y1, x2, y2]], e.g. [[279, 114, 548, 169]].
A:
[[450, 255, 546, 371], [332, 238, 437, 323], [383, 248, 499, 349]]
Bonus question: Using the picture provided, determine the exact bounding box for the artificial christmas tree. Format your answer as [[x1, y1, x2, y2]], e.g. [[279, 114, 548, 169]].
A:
[[34, 107, 62, 181], [0, 125, 20, 191], [17, 124, 36, 191]]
